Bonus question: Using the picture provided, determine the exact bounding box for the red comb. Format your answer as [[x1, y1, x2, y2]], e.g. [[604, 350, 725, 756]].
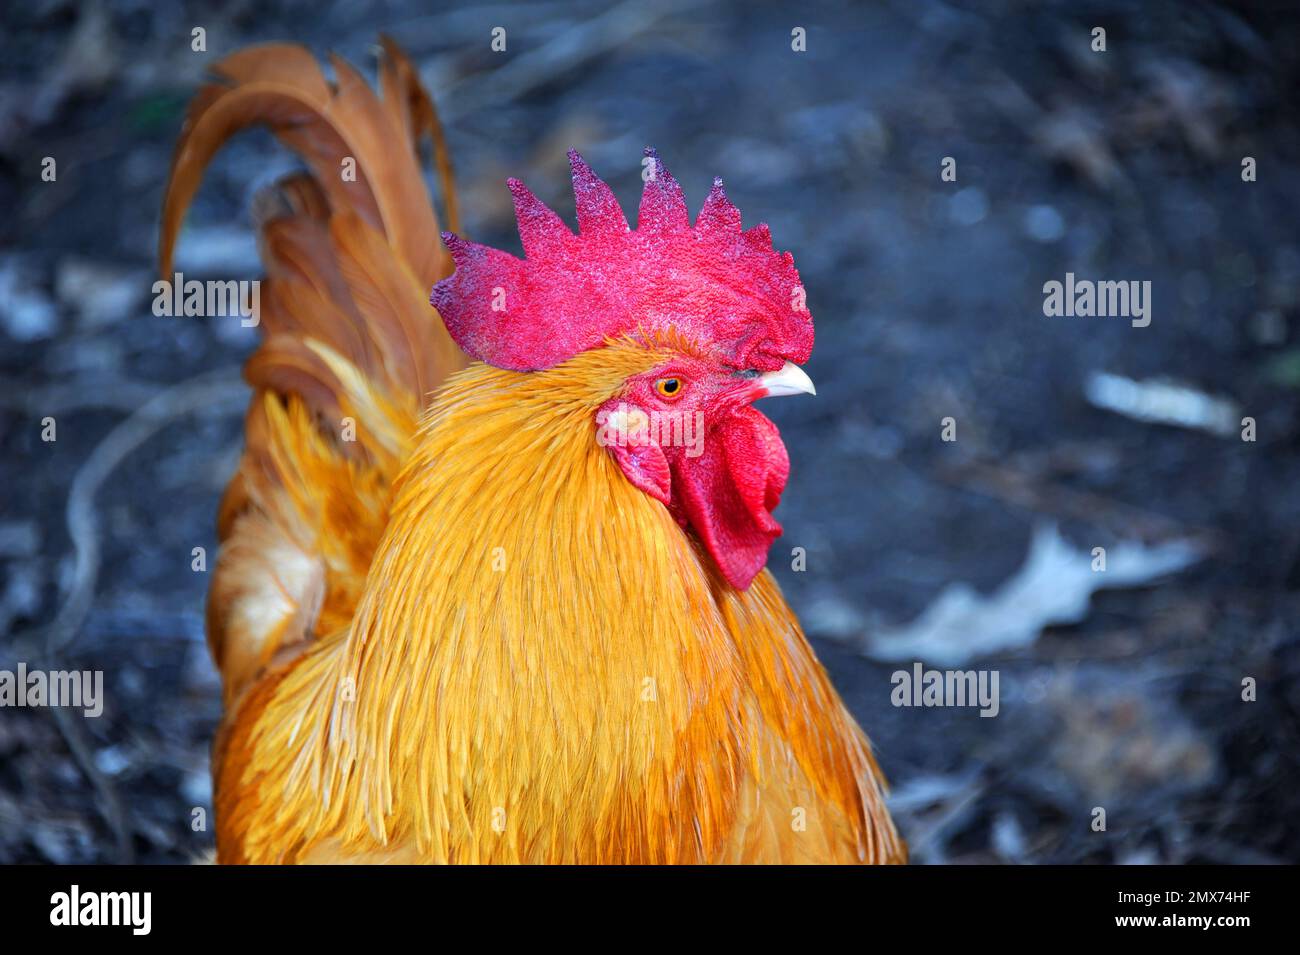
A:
[[430, 148, 814, 372]]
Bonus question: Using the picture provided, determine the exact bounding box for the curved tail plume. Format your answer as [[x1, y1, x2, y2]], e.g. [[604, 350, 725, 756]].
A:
[[158, 39, 466, 703]]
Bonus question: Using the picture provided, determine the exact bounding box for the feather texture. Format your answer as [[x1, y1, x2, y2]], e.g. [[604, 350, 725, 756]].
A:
[[160, 40, 903, 864], [160, 42, 465, 708], [215, 343, 904, 864]]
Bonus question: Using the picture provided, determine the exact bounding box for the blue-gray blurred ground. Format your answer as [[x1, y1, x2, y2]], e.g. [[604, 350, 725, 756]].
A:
[[1, 0, 1298, 863]]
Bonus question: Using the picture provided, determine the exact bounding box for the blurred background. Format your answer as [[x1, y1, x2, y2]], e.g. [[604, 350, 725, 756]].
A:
[[2, 0, 1299, 864]]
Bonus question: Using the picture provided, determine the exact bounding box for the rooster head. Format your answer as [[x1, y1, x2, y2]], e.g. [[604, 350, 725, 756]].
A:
[[431, 148, 815, 590]]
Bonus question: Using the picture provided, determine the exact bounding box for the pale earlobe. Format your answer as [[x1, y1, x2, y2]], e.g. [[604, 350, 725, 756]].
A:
[[596, 398, 672, 504]]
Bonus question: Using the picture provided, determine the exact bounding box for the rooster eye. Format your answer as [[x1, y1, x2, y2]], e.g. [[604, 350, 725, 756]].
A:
[[654, 377, 683, 398]]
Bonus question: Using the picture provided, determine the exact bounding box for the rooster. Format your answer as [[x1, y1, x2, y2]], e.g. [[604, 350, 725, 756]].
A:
[[159, 40, 904, 864]]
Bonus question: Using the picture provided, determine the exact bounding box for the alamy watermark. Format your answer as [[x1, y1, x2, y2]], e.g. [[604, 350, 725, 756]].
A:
[[891, 662, 999, 717], [1043, 272, 1151, 328], [0, 662, 103, 717], [596, 403, 704, 458], [50, 885, 150, 935], [152, 272, 260, 327]]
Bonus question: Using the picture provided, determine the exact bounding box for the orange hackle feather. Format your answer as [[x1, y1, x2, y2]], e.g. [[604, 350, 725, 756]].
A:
[[160, 41, 904, 864]]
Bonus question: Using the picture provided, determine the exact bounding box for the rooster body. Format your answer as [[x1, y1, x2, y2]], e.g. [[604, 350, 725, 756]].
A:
[[162, 41, 904, 864]]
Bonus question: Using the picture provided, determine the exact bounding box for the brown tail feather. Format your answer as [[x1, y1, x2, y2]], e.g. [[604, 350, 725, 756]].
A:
[[377, 35, 461, 234], [160, 41, 466, 704]]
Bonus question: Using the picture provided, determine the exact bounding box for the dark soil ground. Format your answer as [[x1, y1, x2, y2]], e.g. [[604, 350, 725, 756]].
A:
[[2, 0, 1298, 863]]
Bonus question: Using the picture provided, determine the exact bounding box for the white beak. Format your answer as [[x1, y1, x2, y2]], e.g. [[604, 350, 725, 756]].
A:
[[758, 361, 816, 397]]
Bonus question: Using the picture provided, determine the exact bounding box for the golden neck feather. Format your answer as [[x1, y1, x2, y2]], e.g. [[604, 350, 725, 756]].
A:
[[225, 343, 896, 863]]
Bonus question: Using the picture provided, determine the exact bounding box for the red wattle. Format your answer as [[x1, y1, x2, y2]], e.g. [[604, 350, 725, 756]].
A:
[[672, 407, 788, 590]]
